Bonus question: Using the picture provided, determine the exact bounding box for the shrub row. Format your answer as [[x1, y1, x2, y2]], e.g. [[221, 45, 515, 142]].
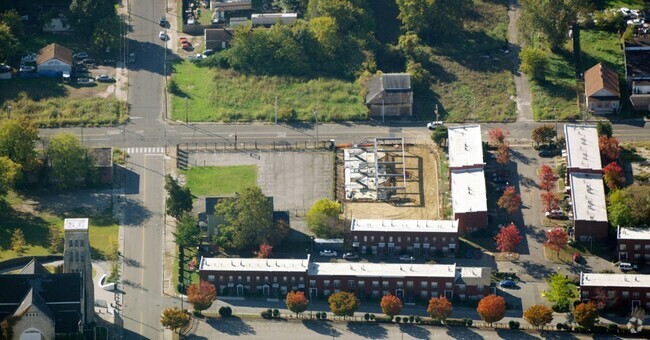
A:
[[218, 307, 232, 318], [260, 308, 281, 319]]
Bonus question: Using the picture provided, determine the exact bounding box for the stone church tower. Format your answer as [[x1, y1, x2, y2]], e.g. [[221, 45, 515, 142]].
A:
[[63, 218, 95, 325]]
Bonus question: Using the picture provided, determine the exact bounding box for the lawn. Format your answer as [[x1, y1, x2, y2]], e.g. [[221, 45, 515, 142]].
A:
[[170, 61, 367, 122], [0, 192, 119, 260], [183, 165, 257, 196], [595, 0, 646, 9], [425, 0, 516, 122]]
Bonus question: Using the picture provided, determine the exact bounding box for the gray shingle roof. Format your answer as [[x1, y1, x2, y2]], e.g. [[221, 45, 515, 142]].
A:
[[365, 73, 413, 105]]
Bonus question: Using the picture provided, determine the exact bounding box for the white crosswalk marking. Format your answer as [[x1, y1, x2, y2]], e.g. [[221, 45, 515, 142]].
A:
[[124, 147, 164, 154]]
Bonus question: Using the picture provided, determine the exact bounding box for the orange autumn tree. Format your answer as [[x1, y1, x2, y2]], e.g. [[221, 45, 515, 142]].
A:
[[540, 191, 560, 212], [427, 296, 453, 324], [186, 281, 216, 315], [285, 291, 308, 316], [544, 227, 568, 259], [477, 295, 506, 326], [538, 164, 558, 191], [257, 243, 273, 258], [603, 162, 624, 190], [497, 186, 522, 215], [523, 304, 554, 329], [380, 294, 402, 318], [495, 223, 523, 253], [574, 302, 599, 329]]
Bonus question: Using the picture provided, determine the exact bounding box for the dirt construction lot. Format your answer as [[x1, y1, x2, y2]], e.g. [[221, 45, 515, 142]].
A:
[[337, 146, 441, 220]]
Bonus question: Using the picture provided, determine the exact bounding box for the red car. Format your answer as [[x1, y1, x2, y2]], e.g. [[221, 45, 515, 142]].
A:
[[180, 37, 189, 49]]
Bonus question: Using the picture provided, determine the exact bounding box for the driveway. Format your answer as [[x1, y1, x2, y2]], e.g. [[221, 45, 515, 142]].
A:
[[508, 0, 534, 122]]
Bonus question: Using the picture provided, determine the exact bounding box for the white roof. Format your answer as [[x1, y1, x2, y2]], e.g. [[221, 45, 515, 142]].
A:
[[64, 218, 88, 230], [570, 173, 607, 222], [199, 256, 310, 273], [617, 226, 650, 240], [457, 267, 491, 286], [351, 219, 458, 233], [308, 262, 457, 278], [564, 124, 601, 171], [451, 169, 487, 214], [580, 272, 650, 288], [447, 125, 483, 168]]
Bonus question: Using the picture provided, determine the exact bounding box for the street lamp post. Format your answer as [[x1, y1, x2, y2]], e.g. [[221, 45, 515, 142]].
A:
[[313, 108, 319, 144], [185, 96, 189, 124]]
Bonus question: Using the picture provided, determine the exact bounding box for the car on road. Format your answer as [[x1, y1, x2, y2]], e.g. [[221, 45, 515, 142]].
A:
[[76, 78, 94, 86], [96, 74, 114, 82], [203, 49, 215, 56], [319, 250, 337, 257], [545, 209, 564, 219], [159, 17, 167, 26], [19, 65, 35, 72], [499, 279, 516, 288], [427, 121, 443, 130], [538, 149, 560, 157], [159, 31, 166, 40], [128, 53, 135, 63], [399, 255, 415, 262], [619, 262, 638, 272], [73, 52, 89, 60], [180, 37, 189, 49], [342, 253, 359, 260]]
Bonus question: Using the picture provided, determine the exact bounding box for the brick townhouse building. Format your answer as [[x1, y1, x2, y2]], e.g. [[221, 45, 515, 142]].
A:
[[200, 257, 492, 302], [350, 219, 459, 256], [617, 226, 650, 263], [564, 124, 609, 241], [580, 272, 650, 311], [447, 125, 488, 232]]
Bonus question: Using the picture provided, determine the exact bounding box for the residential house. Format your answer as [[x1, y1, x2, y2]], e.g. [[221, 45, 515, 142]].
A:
[[447, 125, 488, 232], [204, 28, 234, 51], [251, 13, 298, 27], [584, 63, 620, 114], [0, 259, 85, 339], [624, 35, 650, 111], [88, 147, 113, 185], [36, 43, 72, 76], [210, 0, 251, 11], [365, 73, 413, 118], [350, 219, 459, 256], [617, 226, 650, 263], [580, 272, 650, 311]]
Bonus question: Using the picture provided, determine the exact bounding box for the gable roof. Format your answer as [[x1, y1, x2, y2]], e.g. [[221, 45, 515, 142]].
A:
[[365, 73, 412, 105], [37, 43, 73, 65], [19, 258, 51, 275], [204, 28, 235, 41], [14, 287, 55, 321], [585, 63, 620, 98]]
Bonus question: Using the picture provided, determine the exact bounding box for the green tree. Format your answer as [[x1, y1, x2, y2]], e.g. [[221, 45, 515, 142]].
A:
[[274, 0, 309, 14], [0, 156, 20, 196], [216, 186, 285, 249], [545, 273, 576, 312], [0, 23, 17, 63], [92, 16, 121, 52], [406, 60, 431, 90], [0, 118, 40, 172], [164, 175, 193, 219], [531, 125, 556, 147], [173, 213, 201, 247], [69, 0, 118, 39], [596, 121, 613, 138], [328, 291, 360, 319], [11, 228, 26, 254], [520, 47, 548, 81], [308, 0, 374, 37], [430, 125, 448, 146], [0, 10, 24, 37], [47, 133, 91, 190], [574, 302, 599, 329], [160, 307, 189, 334], [395, 0, 471, 41], [608, 185, 650, 227], [48, 228, 64, 254], [518, 0, 591, 51], [306, 199, 341, 238]]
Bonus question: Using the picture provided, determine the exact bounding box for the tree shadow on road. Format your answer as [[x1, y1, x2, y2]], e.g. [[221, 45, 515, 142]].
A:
[[206, 316, 256, 335], [399, 324, 431, 339], [496, 329, 540, 339], [518, 259, 554, 280], [346, 322, 388, 339], [510, 148, 536, 166], [302, 320, 342, 337], [445, 326, 484, 339]]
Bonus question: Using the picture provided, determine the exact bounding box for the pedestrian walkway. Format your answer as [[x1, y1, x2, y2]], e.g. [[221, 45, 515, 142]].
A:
[[124, 146, 165, 154]]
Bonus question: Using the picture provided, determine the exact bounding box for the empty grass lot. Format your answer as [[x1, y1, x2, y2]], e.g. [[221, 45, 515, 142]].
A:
[[0, 192, 119, 260], [170, 61, 367, 122], [183, 165, 257, 196]]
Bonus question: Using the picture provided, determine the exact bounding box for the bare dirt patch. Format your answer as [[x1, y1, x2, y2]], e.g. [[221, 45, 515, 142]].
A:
[[337, 145, 441, 220]]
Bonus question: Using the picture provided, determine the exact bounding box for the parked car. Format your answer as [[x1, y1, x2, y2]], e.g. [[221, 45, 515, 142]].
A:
[[101, 59, 116, 66], [573, 252, 582, 263], [399, 255, 415, 262], [319, 250, 337, 257], [465, 249, 473, 259], [538, 149, 560, 158], [82, 58, 96, 66], [492, 176, 509, 184], [427, 121, 443, 130], [494, 185, 506, 192], [545, 209, 564, 219], [77, 78, 94, 86], [180, 37, 189, 49], [128, 53, 136, 63], [159, 17, 167, 27], [21, 53, 37, 63], [474, 249, 483, 259], [73, 52, 89, 60], [0, 64, 10, 72], [203, 49, 215, 56], [19, 65, 35, 72], [619, 262, 638, 272], [96, 74, 114, 82], [342, 253, 359, 260], [499, 279, 516, 288], [159, 31, 166, 40]]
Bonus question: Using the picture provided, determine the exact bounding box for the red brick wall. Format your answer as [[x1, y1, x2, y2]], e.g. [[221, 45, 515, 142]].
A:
[[581, 286, 650, 311], [617, 239, 650, 262], [574, 220, 609, 241], [455, 211, 488, 233], [350, 230, 459, 255]]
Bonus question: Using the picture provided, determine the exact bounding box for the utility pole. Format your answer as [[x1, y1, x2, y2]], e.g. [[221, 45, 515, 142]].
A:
[[80, 112, 84, 147], [435, 102, 439, 122], [274, 96, 278, 124], [313, 107, 319, 143], [185, 96, 188, 124]]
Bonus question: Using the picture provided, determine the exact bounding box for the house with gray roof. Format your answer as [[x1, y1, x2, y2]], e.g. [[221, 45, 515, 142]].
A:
[[365, 73, 413, 118]]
